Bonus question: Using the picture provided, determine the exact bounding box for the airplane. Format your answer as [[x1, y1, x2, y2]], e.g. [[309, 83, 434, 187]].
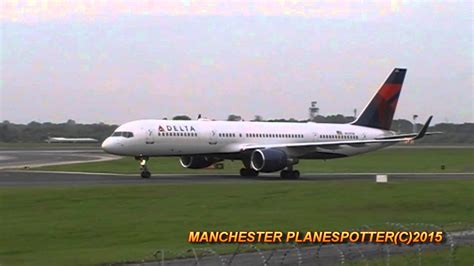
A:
[[101, 68, 440, 179], [46, 137, 98, 143]]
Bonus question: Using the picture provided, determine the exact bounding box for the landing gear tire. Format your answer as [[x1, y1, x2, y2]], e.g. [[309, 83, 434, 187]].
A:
[[240, 168, 259, 177], [292, 170, 300, 179], [141, 170, 151, 179], [136, 156, 151, 179], [280, 170, 300, 180]]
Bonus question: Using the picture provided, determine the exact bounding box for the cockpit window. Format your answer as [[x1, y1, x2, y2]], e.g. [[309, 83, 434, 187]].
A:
[[123, 132, 134, 138], [111, 131, 134, 138]]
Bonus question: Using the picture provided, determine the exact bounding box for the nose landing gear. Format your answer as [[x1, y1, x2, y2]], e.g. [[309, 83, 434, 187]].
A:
[[136, 156, 151, 178]]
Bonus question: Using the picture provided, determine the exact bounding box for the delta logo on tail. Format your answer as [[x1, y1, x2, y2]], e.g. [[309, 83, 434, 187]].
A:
[[352, 68, 406, 130]]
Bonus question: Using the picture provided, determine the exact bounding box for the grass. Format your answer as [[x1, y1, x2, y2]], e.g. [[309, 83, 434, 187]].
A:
[[37, 148, 474, 174], [349, 246, 474, 265], [0, 180, 473, 265]]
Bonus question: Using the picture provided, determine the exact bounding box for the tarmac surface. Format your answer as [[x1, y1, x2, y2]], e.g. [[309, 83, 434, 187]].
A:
[[0, 148, 117, 170], [1, 170, 473, 187], [0, 148, 473, 187]]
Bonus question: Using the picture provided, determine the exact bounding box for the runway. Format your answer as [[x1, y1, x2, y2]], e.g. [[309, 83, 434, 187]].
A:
[[0, 149, 117, 170], [0, 170, 472, 187], [0, 148, 472, 187]]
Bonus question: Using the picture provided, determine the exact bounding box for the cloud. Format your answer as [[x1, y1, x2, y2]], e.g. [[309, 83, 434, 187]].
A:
[[1, 0, 404, 23]]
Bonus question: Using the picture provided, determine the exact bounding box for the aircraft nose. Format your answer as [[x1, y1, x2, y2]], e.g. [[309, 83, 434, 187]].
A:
[[101, 137, 125, 155], [101, 137, 113, 153]]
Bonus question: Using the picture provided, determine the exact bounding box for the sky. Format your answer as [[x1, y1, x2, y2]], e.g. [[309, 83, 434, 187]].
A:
[[1, 0, 473, 124]]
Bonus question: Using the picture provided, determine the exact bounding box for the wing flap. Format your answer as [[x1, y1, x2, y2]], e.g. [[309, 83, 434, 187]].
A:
[[376, 131, 442, 140]]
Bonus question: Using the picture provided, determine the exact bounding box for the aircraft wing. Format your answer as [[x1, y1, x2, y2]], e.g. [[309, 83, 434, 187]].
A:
[[375, 132, 442, 140], [241, 116, 437, 151]]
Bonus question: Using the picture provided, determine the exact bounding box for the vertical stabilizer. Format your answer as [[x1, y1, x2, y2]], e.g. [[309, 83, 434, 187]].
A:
[[352, 68, 407, 130]]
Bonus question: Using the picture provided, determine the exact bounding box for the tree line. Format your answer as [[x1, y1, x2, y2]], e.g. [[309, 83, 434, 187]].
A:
[[1, 116, 472, 144]]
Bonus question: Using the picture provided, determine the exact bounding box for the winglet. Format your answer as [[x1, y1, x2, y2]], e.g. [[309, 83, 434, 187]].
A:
[[413, 116, 433, 140]]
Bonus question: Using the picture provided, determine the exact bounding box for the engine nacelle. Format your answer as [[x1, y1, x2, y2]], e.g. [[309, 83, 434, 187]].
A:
[[180, 156, 215, 169], [250, 149, 288, 173]]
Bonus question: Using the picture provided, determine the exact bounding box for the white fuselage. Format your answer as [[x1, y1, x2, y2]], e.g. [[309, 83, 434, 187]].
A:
[[101, 119, 395, 159], [47, 137, 98, 143]]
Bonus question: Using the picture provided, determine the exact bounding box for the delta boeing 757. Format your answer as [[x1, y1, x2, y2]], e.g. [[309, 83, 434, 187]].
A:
[[102, 68, 439, 179]]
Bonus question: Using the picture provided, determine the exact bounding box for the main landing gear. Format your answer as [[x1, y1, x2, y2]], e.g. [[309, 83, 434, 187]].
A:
[[239, 168, 259, 177], [136, 156, 151, 178], [280, 165, 300, 180]]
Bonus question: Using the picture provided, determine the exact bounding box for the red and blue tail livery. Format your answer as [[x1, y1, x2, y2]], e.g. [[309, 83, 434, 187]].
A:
[[352, 68, 406, 130]]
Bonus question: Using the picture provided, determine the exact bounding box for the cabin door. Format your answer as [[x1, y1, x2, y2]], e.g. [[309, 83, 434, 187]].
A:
[[146, 128, 155, 144], [209, 129, 218, 145]]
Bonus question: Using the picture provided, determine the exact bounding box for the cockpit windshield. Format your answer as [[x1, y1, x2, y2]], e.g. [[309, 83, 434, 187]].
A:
[[111, 131, 134, 138]]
